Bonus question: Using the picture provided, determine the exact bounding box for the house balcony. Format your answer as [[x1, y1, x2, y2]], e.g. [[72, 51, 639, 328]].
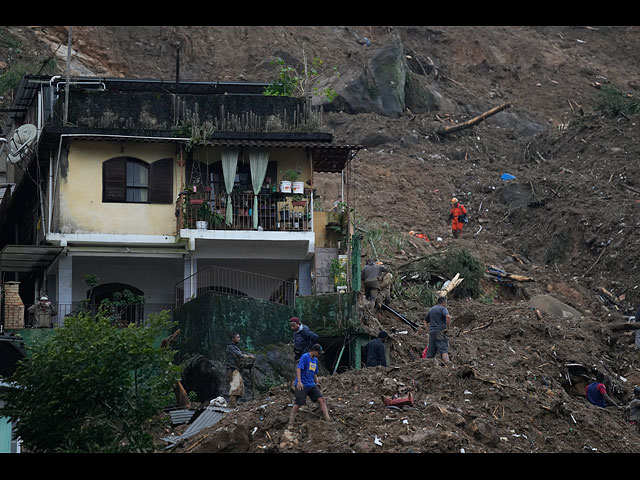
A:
[[178, 191, 312, 233]]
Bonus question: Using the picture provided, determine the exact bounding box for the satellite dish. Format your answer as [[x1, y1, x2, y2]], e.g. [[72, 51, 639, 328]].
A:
[[7, 124, 37, 165]]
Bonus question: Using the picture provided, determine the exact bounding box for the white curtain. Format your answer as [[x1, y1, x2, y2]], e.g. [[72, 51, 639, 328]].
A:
[[221, 149, 239, 226], [249, 150, 269, 229]]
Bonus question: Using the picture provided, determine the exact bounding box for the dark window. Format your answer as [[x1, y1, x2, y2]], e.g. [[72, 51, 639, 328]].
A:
[[126, 159, 149, 203], [204, 160, 277, 194], [103, 157, 173, 204]]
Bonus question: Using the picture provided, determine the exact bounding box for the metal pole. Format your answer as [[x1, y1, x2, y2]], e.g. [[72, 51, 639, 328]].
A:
[[63, 26, 72, 125]]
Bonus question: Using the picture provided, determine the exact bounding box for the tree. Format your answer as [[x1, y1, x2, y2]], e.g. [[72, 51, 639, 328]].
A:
[[0, 310, 180, 453]]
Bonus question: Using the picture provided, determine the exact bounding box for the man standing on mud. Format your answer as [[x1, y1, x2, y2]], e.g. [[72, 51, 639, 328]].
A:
[[289, 316, 319, 391], [423, 296, 452, 365], [225, 333, 255, 408], [449, 198, 468, 239], [289, 343, 331, 425], [290, 316, 319, 362]]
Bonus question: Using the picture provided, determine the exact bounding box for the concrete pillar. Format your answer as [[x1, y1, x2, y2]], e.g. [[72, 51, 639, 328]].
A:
[[57, 254, 73, 324], [298, 260, 312, 295], [183, 256, 197, 301]]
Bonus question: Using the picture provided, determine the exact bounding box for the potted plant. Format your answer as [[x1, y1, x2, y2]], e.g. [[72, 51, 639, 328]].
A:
[[291, 194, 307, 207], [281, 168, 301, 193], [283, 169, 300, 182], [197, 202, 223, 229]]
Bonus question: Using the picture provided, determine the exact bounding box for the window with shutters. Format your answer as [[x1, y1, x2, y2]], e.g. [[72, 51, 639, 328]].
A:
[[103, 157, 173, 204]]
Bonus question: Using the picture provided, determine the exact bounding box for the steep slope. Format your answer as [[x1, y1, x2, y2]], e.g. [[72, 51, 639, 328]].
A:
[[1, 26, 639, 453]]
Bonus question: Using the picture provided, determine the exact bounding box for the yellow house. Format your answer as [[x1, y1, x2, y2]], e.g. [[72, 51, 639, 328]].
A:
[[0, 75, 359, 326]]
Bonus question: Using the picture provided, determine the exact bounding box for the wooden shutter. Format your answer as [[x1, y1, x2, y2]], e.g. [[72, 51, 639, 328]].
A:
[[149, 157, 173, 204], [102, 157, 126, 202]]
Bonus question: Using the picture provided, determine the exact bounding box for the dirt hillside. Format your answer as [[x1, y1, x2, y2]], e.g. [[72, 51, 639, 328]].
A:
[[1, 26, 639, 453]]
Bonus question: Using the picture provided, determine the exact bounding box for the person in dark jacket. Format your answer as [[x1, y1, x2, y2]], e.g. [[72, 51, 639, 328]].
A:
[[361, 258, 389, 305], [225, 333, 255, 408], [289, 316, 319, 361], [363, 331, 389, 367]]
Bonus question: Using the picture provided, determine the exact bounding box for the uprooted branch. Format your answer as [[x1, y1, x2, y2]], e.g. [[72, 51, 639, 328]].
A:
[[437, 103, 512, 136]]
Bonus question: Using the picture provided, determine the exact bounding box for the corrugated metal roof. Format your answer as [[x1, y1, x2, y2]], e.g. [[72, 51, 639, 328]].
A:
[[0, 245, 65, 273], [167, 408, 197, 425], [162, 406, 232, 447]]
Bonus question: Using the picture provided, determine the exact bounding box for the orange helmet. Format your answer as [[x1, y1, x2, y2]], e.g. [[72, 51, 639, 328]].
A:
[[451, 198, 458, 204]]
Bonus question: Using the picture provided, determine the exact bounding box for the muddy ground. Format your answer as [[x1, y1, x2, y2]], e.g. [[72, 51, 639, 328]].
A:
[[1, 26, 639, 453]]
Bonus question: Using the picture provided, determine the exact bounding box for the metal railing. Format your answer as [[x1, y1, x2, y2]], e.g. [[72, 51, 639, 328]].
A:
[[16, 302, 174, 328], [176, 265, 296, 308], [178, 192, 312, 232]]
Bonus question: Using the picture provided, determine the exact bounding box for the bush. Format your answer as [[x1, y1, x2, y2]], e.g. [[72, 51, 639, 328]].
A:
[[0, 310, 179, 453], [439, 246, 485, 298], [595, 84, 640, 118]]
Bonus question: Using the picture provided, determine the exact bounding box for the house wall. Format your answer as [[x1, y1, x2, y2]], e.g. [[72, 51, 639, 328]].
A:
[[70, 255, 183, 306], [58, 140, 180, 236]]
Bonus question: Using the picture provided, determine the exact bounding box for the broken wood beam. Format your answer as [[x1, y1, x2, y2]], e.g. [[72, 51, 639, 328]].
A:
[[436, 272, 464, 297], [437, 103, 511, 135]]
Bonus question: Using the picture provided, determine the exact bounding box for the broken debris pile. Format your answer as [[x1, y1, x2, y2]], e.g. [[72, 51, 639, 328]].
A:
[[160, 293, 640, 453]]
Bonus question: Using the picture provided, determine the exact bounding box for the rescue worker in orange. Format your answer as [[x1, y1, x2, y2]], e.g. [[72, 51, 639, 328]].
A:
[[449, 198, 468, 238]]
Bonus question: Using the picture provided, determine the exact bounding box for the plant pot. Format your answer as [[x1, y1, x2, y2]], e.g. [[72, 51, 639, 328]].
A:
[[292, 181, 305, 194], [292, 201, 306, 207], [190, 199, 204, 205], [196, 221, 208, 230], [336, 285, 347, 293], [280, 181, 292, 193]]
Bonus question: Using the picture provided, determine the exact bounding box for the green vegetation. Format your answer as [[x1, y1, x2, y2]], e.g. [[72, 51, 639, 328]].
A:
[[595, 84, 640, 118], [0, 27, 21, 49], [439, 246, 484, 298], [330, 257, 348, 287], [264, 56, 339, 103], [0, 58, 57, 97], [393, 247, 485, 306], [0, 310, 179, 453], [357, 220, 407, 260]]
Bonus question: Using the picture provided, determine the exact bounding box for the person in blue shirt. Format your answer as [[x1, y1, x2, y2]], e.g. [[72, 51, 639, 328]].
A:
[[288, 344, 331, 425], [586, 371, 620, 409]]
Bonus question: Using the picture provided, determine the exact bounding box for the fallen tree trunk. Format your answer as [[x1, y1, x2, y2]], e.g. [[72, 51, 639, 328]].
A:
[[437, 103, 511, 135]]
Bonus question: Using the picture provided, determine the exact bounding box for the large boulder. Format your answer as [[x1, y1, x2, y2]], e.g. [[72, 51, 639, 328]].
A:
[[320, 32, 407, 117]]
